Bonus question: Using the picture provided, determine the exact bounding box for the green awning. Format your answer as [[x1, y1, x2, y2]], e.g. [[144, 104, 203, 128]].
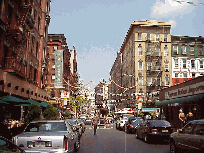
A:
[[0, 100, 9, 104], [155, 93, 204, 107], [25, 99, 42, 106], [14, 104, 30, 107], [1, 95, 27, 103], [40, 102, 50, 107]]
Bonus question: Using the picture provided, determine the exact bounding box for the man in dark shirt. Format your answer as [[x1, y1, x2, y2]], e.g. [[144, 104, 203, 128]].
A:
[[91, 114, 99, 135]]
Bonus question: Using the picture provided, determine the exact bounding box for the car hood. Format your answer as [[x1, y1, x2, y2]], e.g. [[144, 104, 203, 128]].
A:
[[15, 131, 69, 137]]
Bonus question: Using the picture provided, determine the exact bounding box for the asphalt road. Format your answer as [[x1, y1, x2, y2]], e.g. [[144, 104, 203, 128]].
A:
[[78, 123, 170, 153]]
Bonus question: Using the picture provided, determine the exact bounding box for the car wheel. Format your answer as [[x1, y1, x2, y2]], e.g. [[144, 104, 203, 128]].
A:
[[144, 134, 149, 143], [170, 141, 177, 153], [135, 130, 139, 139]]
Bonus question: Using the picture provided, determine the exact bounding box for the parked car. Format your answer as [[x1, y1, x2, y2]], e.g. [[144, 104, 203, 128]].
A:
[[136, 120, 177, 143], [12, 120, 80, 153], [0, 136, 25, 153], [126, 118, 144, 134], [66, 119, 83, 137], [84, 118, 92, 125], [76, 119, 86, 133], [170, 119, 204, 153]]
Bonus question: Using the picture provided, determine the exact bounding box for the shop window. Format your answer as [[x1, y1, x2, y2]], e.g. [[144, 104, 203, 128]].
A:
[[183, 59, 187, 68], [191, 60, 195, 69]]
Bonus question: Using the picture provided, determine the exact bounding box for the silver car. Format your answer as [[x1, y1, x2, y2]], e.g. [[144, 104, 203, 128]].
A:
[[12, 120, 80, 153]]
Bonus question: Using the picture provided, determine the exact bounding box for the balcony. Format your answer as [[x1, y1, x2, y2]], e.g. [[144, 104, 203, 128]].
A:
[[25, 11, 35, 29], [5, 57, 26, 78]]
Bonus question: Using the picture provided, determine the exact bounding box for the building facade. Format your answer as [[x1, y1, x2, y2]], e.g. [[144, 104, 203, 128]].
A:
[[111, 20, 172, 108], [171, 35, 204, 85], [46, 34, 78, 110], [0, 0, 50, 101]]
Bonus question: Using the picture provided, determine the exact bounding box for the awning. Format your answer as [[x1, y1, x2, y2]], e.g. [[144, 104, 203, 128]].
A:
[[40, 102, 50, 107], [14, 104, 30, 107], [155, 93, 204, 107], [25, 99, 42, 106], [0, 100, 9, 104], [0, 95, 26, 103], [141, 108, 160, 112]]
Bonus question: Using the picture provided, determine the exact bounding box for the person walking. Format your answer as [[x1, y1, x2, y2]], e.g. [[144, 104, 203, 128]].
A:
[[186, 110, 194, 124], [91, 114, 99, 135]]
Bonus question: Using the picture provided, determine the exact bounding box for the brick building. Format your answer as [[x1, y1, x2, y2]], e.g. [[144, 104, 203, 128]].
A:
[[46, 34, 78, 109], [0, 0, 51, 120]]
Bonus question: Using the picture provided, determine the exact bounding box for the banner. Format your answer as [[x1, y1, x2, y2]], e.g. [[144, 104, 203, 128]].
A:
[[54, 50, 63, 88]]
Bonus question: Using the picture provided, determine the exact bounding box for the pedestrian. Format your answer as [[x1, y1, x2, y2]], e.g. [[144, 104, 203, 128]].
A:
[[179, 109, 185, 128], [186, 110, 194, 124], [91, 114, 99, 135]]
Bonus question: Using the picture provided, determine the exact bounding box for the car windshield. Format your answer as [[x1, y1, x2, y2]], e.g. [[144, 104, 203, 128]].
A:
[[132, 119, 143, 125], [150, 120, 172, 127], [68, 120, 77, 126], [24, 122, 68, 132]]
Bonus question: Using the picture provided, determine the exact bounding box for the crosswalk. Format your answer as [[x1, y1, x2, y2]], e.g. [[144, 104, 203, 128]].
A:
[[88, 124, 115, 129]]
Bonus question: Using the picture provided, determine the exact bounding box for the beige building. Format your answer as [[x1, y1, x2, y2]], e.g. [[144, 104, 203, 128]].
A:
[[116, 20, 172, 108]]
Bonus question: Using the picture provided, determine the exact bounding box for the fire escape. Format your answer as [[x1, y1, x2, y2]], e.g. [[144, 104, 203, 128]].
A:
[[4, 0, 35, 79], [145, 41, 163, 102]]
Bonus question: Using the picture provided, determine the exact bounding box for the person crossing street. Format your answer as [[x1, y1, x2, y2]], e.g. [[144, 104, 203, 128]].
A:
[[91, 114, 99, 135]]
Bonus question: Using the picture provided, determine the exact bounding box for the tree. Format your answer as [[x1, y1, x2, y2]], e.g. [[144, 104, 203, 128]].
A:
[[43, 105, 58, 120], [25, 103, 42, 125], [63, 111, 71, 119]]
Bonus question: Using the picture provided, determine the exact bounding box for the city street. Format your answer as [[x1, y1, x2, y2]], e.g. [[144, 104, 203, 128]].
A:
[[78, 123, 170, 153]]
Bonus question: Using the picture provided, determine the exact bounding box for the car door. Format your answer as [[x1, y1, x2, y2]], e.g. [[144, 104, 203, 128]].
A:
[[186, 122, 204, 151], [177, 122, 195, 150]]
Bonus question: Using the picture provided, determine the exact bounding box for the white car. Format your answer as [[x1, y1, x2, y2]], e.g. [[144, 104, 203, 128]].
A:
[[13, 120, 80, 153], [118, 118, 128, 131]]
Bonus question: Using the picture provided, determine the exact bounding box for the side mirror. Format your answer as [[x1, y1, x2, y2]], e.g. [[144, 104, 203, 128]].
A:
[[178, 129, 183, 133]]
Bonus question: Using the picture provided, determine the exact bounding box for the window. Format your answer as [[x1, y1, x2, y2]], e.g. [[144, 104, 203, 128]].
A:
[[183, 59, 186, 68], [164, 33, 167, 42], [164, 62, 169, 71], [175, 59, 179, 68], [164, 45, 168, 56], [181, 45, 186, 54], [155, 33, 159, 41], [183, 123, 194, 134], [175, 73, 179, 78], [200, 60, 204, 69], [155, 46, 160, 56], [138, 32, 142, 40], [138, 61, 143, 70], [138, 74, 143, 86], [165, 75, 170, 86], [192, 73, 195, 78], [52, 74, 55, 80], [191, 60, 195, 68], [147, 62, 151, 70], [183, 72, 187, 78], [190, 46, 194, 55], [146, 33, 150, 41], [52, 59, 55, 68], [138, 44, 142, 55], [194, 123, 204, 135], [147, 77, 152, 86], [198, 46, 203, 56], [173, 45, 178, 55], [146, 44, 151, 55], [156, 77, 161, 86]]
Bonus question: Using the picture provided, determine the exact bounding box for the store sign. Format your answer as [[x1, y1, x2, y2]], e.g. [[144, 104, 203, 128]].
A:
[[165, 81, 204, 99], [54, 50, 63, 88]]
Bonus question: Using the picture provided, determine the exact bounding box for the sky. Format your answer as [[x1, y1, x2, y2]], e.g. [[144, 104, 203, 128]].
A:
[[48, 0, 204, 91]]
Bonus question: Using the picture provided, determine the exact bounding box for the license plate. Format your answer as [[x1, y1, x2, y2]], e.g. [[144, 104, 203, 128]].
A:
[[162, 130, 168, 132], [35, 141, 45, 147]]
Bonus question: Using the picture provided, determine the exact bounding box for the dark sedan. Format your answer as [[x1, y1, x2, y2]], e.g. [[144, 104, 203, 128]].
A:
[[126, 118, 144, 134], [136, 120, 177, 143], [170, 119, 204, 153]]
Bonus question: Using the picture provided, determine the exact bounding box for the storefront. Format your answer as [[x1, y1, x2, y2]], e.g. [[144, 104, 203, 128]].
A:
[[155, 76, 204, 128]]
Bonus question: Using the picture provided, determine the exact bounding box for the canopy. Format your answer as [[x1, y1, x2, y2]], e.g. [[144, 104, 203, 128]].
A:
[[1, 95, 27, 103], [155, 93, 204, 107], [25, 99, 43, 106]]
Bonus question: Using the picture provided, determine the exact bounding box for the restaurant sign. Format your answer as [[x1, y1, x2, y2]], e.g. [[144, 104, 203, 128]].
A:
[[165, 81, 204, 99]]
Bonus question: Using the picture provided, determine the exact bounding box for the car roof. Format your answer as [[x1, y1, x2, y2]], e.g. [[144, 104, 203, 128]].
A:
[[30, 120, 65, 123]]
